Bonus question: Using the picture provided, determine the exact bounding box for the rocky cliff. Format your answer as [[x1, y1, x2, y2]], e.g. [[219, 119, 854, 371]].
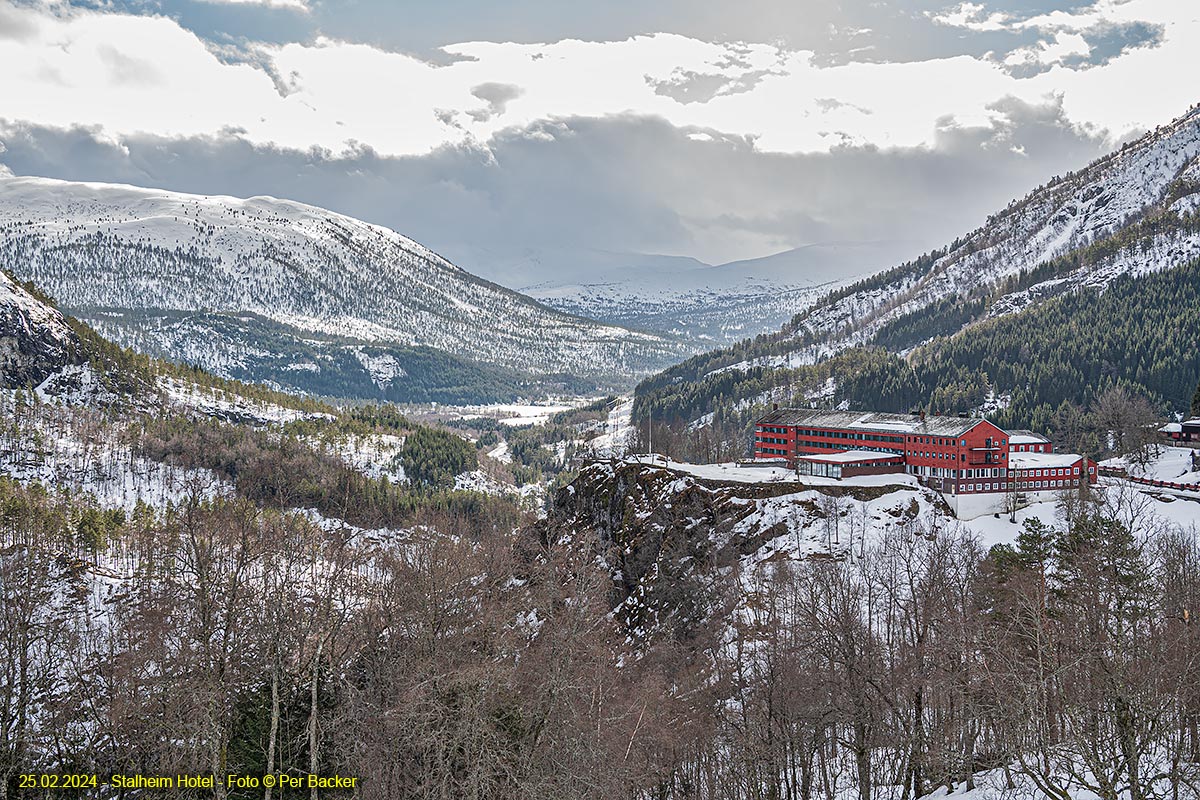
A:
[[0, 271, 79, 389], [538, 460, 941, 642]]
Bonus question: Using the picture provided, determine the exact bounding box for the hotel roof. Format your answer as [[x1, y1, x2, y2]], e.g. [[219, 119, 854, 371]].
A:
[[1006, 429, 1050, 444], [758, 408, 988, 437], [1009, 452, 1083, 469]]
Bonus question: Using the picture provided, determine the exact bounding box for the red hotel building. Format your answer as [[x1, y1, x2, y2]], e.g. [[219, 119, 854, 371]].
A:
[[754, 408, 1096, 502]]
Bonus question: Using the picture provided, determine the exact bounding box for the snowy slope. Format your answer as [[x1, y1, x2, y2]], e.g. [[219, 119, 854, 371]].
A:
[[716, 105, 1200, 374], [0, 177, 685, 397]]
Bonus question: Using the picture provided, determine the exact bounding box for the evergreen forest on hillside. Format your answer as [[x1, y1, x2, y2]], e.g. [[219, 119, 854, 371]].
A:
[[634, 257, 1200, 460]]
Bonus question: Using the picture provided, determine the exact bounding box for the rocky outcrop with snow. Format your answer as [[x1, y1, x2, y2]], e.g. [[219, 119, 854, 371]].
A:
[[0, 269, 79, 388], [539, 459, 939, 639]]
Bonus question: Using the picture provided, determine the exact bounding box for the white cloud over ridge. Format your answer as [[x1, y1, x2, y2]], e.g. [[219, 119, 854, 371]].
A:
[[0, 0, 1196, 162]]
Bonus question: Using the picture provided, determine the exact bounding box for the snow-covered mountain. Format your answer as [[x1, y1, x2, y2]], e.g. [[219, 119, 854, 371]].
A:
[[0, 177, 687, 401], [712, 104, 1200, 374], [515, 241, 908, 343]]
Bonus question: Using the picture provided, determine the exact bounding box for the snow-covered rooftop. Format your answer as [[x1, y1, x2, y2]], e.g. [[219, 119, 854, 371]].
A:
[[758, 407, 985, 437], [626, 457, 918, 488], [1009, 452, 1083, 469], [798, 450, 903, 464], [1006, 429, 1049, 444]]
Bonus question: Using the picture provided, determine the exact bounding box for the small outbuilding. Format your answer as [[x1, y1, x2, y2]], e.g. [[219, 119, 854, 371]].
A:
[[1161, 419, 1200, 445], [795, 450, 905, 480]]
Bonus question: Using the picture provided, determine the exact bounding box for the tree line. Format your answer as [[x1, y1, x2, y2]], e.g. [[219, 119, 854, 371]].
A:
[[2, 460, 1199, 799]]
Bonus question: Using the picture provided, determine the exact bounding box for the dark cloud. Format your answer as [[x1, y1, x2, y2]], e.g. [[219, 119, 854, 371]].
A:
[[648, 68, 781, 105], [98, 45, 164, 86], [0, 2, 37, 41], [468, 82, 523, 121], [0, 97, 1113, 286], [647, 71, 731, 104]]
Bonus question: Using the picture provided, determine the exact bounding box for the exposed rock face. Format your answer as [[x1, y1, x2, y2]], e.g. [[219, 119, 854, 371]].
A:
[[0, 271, 79, 388], [539, 460, 926, 642]]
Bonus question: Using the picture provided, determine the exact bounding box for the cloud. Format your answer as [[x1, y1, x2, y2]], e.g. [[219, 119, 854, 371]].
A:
[[0, 0, 36, 41], [929, 2, 1011, 32], [1, 0, 1194, 165], [647, 67, 782, 105], [468, 82, 522, 121], [1004, 31, 1092, 72], [194, 0, 311, 12], [97, 45, 165, 86], [0, 99, 1112, 277], [0, 0, 1194, 276]]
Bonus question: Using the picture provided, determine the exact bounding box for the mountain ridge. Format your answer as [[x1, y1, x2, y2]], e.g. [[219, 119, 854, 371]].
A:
[[0, 175, 687, 402], [519, 241, 909, 344]]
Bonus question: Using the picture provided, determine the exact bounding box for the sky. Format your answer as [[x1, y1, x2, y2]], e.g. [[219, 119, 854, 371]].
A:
[[1, 0, 1198, 286]]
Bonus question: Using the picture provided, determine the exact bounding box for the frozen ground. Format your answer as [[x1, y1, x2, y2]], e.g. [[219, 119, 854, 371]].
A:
[[589, 397, 634, 457], [644, 457, 920, 489], [159, 376, 333, 426], [0, 423, 231, 512], [486, 440, 512, 464], [1102, 445, 1200, 483], [643, 458, 1200, 551], [455, 398, 587, 427]]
